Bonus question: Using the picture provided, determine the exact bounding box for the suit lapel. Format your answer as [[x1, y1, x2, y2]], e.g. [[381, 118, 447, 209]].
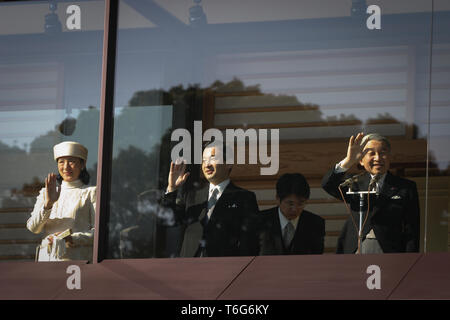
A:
[[193, 185, 209, 208], [271, 207, 285, 253], [290, 213, 306, 253], [181, 185, 208, 257], [380, 172, 398, 198], [372, 172, 398, 218]]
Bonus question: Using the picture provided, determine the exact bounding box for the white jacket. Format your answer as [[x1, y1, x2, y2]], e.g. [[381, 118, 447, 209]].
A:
[[27, 179, 96, 262]]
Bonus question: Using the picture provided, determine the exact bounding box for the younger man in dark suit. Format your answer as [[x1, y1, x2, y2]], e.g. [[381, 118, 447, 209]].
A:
[[322, 133, 420, 254], [259, 173, 325, 255], [162, 141, 260, 257]]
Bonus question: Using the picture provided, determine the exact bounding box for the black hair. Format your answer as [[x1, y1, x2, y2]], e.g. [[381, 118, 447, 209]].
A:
[[276, 173, 310, 201]]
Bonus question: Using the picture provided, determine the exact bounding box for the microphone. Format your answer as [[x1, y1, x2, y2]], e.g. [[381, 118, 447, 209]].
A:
[[339, 172, 365, 187]]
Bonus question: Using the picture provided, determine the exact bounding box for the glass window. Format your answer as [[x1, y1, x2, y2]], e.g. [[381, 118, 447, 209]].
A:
[[0, 0, 104, 262], [428, 0, 450, 252], [105, 0, 448, 258]]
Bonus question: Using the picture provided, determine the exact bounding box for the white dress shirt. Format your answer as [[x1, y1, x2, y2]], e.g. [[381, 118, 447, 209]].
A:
[[278, 207, 299, 236]]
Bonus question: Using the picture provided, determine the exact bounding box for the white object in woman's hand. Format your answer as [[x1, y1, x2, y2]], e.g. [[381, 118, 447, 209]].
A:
[[44, 173, 60, 209], [47, 232, 60, 245]]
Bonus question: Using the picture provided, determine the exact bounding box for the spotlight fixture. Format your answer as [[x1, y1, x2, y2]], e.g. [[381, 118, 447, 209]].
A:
[[189, 0, 207, 27], [44, 1, 62, 33], [351, 0, 367, 18], [58, 116, 77, 136]]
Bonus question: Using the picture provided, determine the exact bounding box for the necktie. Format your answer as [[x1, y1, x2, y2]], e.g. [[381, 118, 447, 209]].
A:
[[197, 188, 220, 257], [207, 188, 219, 219], [283, 222, 295, 248], [370, 182, 380, 193]]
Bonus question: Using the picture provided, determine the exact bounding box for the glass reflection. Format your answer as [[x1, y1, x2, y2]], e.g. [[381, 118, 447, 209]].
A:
[[0, 0, 104, 261], [427, 0, 450, 252], [105, 0, 449, 258]]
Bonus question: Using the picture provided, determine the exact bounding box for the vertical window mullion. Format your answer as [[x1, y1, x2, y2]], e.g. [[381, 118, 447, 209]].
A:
[[93, 0, 119, 263]]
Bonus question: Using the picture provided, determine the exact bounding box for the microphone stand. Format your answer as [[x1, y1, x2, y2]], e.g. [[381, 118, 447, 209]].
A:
[[346, 187, 377, 254]]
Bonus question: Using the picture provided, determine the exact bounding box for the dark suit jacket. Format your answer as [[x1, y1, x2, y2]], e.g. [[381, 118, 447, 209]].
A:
[[258, 207, 325, 255], [162, 181, 260, 257], [322, 168, 420, 254]]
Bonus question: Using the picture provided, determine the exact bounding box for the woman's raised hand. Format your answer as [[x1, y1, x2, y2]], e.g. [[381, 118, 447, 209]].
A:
[[44, 173, 60, 210]]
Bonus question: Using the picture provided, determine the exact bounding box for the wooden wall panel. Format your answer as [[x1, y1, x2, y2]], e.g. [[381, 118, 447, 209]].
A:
[[230, 138, 427, 181]]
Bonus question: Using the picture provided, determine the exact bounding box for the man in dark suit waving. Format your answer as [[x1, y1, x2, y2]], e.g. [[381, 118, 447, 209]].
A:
[[259, 173, 325, 255], [162, 141, 259, 257], [322, 133, 420, 254]]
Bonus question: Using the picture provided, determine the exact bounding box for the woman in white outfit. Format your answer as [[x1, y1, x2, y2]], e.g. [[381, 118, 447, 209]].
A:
[[27, 141, 96, 262]]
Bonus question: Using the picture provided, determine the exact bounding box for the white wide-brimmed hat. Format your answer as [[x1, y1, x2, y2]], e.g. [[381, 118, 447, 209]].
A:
[[53, 141, 88, 161]]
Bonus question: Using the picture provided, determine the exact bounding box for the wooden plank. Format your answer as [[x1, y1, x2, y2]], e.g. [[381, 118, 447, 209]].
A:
[[0, 208, 32, 214], [216, 101, 406, 112], [216, 119, 403, 130], [236, 67, 408, 80], [217, 47, 409, 64], [0, 82, 59, 90], [234, 178, 331, 190], [229, 139, 427, 180], [219, 253, 422, 300], [258, 199, 341, 206], [389, 253, 450, 299], [215, 105, 319, 114], [0, 224, 26, 229], [55, 257, 254, 300], [365, 119, 404, 125], [0, 239, 39, 245], [250, 84, 406, 95], [320, 215, 348, 221], [213, 91, 263, 97], [216, 119, 363, 130], [0, 65, 59, 73], [0, 255, 35, 261]]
